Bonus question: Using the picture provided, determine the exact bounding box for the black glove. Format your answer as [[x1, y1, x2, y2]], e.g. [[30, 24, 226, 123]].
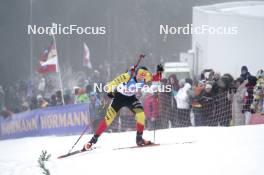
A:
[[157, 64, 164, 72], [107, 92, 115, 99], [139, 54, 145, 59]]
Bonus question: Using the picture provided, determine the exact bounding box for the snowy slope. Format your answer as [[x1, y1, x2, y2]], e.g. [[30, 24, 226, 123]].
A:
[[0, 125, 264, 175]]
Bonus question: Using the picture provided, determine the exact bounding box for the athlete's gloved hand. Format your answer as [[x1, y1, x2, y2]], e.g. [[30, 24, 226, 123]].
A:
[[107, 92, 115, 99], [139, 54, 145, 59], [157, 64, 164, 72]]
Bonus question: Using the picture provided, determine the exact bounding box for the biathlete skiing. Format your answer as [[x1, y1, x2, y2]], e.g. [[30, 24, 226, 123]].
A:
[[82, 55, 164, 151]]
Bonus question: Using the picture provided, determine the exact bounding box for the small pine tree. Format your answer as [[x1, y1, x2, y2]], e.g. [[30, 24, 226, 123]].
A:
[[38, 150, 51, 175]]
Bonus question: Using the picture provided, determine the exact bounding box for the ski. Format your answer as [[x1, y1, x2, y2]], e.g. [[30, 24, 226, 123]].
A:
[[58, 141, 196, 158], [113, 143, 160, 150], [113, 141, 195, 150], [57, 147, 97, 159]]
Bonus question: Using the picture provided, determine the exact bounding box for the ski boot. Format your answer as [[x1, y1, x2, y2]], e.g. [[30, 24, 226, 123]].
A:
[[136, 132, 152, 146], [82, 135, 99, 151]]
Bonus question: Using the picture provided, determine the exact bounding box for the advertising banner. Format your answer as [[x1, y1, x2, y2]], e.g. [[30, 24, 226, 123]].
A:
[[0, 103, 92, 139]]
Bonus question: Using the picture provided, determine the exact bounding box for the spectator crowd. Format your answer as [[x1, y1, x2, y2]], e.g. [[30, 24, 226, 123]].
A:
[[0, 65, 264, 131], [143, 66, 264, 129]]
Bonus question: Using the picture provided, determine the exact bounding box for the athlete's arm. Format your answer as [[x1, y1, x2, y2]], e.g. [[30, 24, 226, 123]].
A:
[[106, 72, 131, 93]]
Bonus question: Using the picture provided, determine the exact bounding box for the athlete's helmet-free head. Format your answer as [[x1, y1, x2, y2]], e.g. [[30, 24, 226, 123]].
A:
[[135, 66, 152, 83]]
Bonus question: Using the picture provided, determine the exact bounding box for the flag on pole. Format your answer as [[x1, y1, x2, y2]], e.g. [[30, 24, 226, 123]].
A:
[[38, 40, 58, 74], [83, 42, 92, 69]]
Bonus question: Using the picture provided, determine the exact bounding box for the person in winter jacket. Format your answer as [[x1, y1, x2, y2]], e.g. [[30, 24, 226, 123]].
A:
[[74, 87, 89, 104], [250, 69, 264, 113], [201, 82, 215, 126], [232, 78, 247, 125], [191, 80, 205, 126], [157, 78, 170, 129], [243, 76, 257, 124], [144, 93, 159, 130], [213, 74, 234, 126], [240, 66, 251, 81], [167, 74, 179, 127], [89, 92, 101, 132], [174, 79, 192, 127]]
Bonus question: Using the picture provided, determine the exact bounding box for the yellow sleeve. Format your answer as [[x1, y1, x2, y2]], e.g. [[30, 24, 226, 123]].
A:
[[106, 72, 131, 93]]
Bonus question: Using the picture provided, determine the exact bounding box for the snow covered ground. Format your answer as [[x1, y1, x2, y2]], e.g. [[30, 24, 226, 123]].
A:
[[0, 125, 264, 175]]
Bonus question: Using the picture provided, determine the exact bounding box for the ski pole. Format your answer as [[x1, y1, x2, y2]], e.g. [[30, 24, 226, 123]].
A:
[[130, 54, 145, 76], [135, 54, 145, 68], [67, 124, 90, 154], [154, 118, 156, 143], [128, 54, 145, 83]]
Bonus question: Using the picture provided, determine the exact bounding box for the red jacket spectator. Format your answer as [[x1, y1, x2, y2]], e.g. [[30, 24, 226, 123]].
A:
[[144, 94, 158, 119]]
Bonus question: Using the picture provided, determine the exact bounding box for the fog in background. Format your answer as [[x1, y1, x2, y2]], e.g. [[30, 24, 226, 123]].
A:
[[0, 0, 252, 86]]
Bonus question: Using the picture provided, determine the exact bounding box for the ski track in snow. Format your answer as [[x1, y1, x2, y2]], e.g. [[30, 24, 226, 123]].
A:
[[0, 125, 264, 175]]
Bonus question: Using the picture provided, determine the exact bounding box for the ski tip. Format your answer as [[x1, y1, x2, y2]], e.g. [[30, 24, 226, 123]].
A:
[[57, 155, 67, 159], [57, 147, 97, 159]]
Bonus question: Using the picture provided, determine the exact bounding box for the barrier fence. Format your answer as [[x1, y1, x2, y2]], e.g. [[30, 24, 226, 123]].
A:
[[107, 91, 264, 132]]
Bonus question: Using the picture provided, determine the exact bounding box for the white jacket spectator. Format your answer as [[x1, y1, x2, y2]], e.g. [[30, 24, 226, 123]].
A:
[[232, 79, 248, 125], [175, 83, 192, 109]]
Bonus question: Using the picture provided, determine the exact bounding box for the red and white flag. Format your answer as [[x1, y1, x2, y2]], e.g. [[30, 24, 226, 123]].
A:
[[83, 42, 92, 69], [38, 40, 58, 74]]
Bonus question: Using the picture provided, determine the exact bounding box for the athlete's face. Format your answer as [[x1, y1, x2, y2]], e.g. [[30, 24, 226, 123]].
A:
[[136, 75, 145, 83], [136, 69, 152, 83]]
